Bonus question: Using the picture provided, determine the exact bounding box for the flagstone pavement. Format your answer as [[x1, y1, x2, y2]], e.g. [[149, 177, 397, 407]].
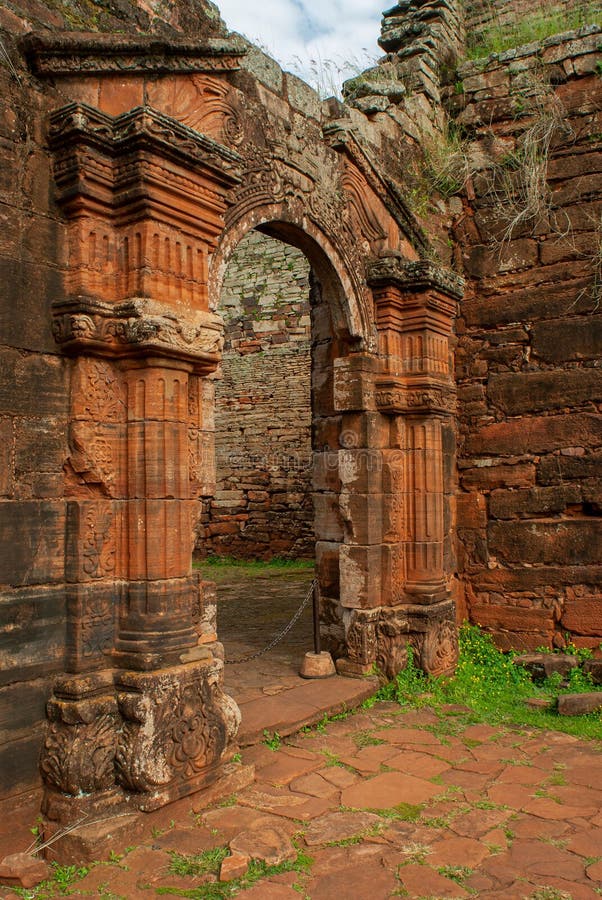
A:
[[2, 701, 601, 899]]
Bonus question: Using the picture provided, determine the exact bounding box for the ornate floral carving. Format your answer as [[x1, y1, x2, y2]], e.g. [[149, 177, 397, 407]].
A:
[[345, 609, 379, 667], [82, 503, 116, 580], [376, 610, 409, 679], [115, 661, 237, 797], [40, 681, 119, 797], [419, 616, 459, 677]]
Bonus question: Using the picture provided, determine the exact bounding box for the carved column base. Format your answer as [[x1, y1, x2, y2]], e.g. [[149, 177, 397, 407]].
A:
[[337, 606, 410, 681], [407, 598, 458, 677], [40, 671, 125, 827], [404, 580, 448, 606], [115, 657, 241, 811]]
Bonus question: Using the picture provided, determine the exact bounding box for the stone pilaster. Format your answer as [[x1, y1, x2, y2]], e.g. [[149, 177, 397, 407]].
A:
[[41, 100, 248, 835]]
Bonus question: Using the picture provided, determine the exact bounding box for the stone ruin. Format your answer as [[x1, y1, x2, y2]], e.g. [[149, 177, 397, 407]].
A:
[[0, 0, 600, 854]]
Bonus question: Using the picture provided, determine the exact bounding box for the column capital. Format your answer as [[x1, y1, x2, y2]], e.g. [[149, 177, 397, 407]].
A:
[[52, 297, 223, 374]]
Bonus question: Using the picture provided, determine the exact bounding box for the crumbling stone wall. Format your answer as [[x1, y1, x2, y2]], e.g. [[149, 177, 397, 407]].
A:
[[199, 231, 314, 559], [447, 25, 602, 650]]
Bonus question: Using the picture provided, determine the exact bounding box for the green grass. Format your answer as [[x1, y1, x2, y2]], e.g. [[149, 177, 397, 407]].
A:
[[364, 625, 602, 742], [155, 851, 313, 898], [168, 847, 229, 878], [193, 556, 314, 579], [466, 3, 601, 60], [10, 863, 90, 898]]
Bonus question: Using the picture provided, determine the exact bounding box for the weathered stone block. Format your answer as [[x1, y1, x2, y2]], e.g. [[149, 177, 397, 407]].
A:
[[471, 603, 555, 633], [456, 492, 487, 529], [339, 545, 382, 609], [315, 541, 340, 598], [488, 370, 602, 416], [0, 586, 65, 686], [313, 492, 344, 542], [312, 451, 341, 492], [489, 485, 581, 519], [0, 501, 65, 586], [0, 258, 62, 353], [561, 598, 602, 636], [15, 416, 67, 480], [339, 492, 383, 545], [0, 348, 68, 418], [0, 677, 53, 744], [460, 463, 535, 491], [0, 417, 14, 497], [538, 451, 602, 484], [558, 693, 602, 716], [339, 449, 383, 493], [333, 356, 377, 413], [531, 315, 602, 363], [488, 520, 602, 566], [467, 413, 602, 456]]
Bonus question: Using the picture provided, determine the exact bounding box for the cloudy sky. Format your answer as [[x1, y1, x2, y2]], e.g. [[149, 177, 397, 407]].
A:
[[216, 0, 386, 92]]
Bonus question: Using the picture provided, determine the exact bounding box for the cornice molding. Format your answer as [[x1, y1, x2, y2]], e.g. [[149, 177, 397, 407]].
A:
[[367, 257, 465, 301], [23, 32, 246, 76]]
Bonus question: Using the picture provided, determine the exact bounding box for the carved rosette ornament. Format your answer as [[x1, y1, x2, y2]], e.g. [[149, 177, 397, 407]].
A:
[[115, 659, 240, 810]]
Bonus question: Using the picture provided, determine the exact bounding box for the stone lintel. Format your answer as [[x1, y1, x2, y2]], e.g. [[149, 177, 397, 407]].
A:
[[23, 32, 247, 76], [52, 297, 223, 373]]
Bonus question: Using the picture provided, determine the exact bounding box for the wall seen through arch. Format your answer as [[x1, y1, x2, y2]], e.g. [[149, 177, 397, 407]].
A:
[[197, 231, 314, 560]]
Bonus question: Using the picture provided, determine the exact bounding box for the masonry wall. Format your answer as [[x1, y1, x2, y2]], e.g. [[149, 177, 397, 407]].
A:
[[197, 231, 314, 560], [448, 25, 602, 650]]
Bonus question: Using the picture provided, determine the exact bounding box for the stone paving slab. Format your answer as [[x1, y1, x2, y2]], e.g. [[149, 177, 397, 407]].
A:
[[1, 701, 602, 900], [238, 674, 379, 745]]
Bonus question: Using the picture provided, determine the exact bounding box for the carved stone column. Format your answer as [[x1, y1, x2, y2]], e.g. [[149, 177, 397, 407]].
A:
[[365, 257, 464, 677], [40, 102, 250, 835]]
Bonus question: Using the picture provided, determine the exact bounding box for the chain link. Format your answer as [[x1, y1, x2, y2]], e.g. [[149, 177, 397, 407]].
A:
[[225, 578, 316, 665]]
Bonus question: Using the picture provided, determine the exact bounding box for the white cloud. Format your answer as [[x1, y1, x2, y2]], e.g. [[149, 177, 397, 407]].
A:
[[216, 0, 385, 91]]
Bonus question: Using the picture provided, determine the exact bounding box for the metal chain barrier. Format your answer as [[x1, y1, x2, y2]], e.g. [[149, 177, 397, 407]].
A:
[[225, 578, 316, 665]]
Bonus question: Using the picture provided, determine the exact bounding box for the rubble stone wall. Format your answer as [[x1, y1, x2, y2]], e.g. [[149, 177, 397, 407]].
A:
[[198, 231, 314, 559], [448, 25, 602, 650]]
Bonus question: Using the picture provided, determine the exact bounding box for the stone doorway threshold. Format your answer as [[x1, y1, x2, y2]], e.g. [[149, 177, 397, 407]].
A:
[[217, 567, 379, 746]]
